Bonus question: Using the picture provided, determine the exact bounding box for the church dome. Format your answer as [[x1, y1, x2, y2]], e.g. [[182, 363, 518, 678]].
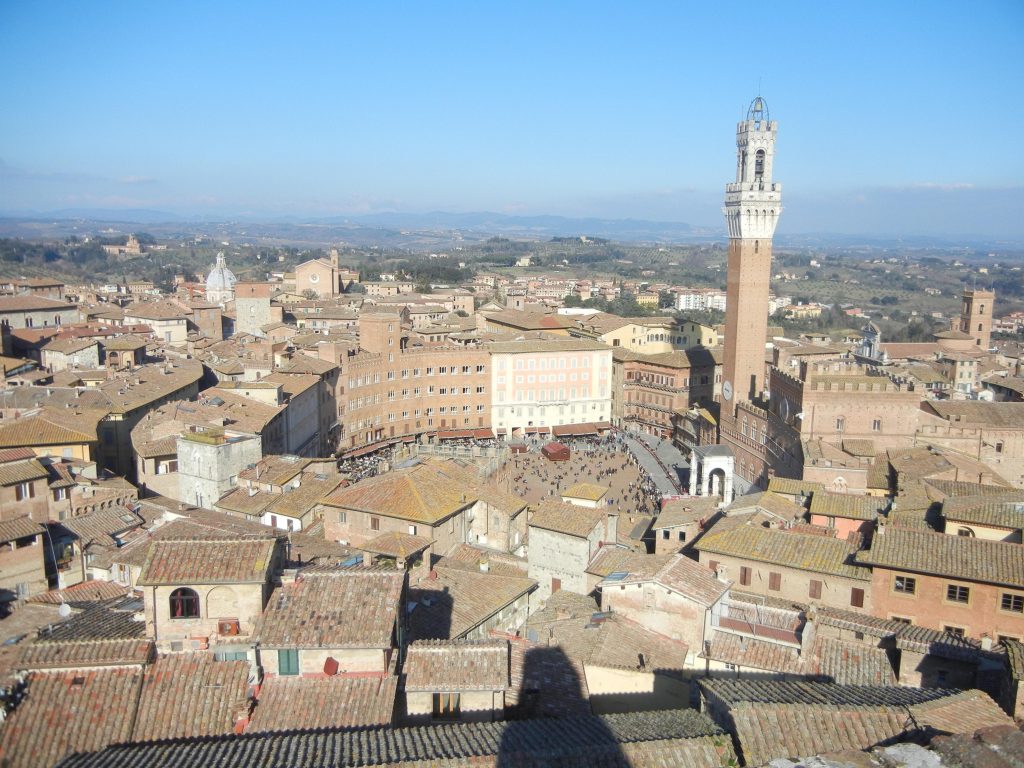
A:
[[206, 252, 237, 293]]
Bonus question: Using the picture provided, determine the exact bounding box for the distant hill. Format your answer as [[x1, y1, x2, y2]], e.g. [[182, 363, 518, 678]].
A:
[[319, 211, 709, 242]]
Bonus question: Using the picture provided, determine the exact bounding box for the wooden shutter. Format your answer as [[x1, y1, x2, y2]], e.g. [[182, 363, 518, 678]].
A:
[[768, 572, 782, 591], [740, 567, 751, 586], [809, 580, 822, 599], [851, 588, 865, 608]]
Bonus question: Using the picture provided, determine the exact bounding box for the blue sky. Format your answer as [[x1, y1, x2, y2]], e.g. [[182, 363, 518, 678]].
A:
[[1, 1, 1022, 238]]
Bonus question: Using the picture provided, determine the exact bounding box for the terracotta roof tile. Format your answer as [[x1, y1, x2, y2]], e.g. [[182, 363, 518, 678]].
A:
[[131, 655, 252, 742], [362, 531, 433, 558], [0, 668, 143, 768], [655, 496, 720, 528], [806, 635, 896, 686], [561, 482, 608, 502], [809, 491, 887, 521], [322, 459, 475, 524], [0, 409, 100, 448], [27, 580, 130, 606], [255, 568, 403, 649], [404, 639, 510, 691], [0, 456, 57, 487], [137, 538, 278, 586], [56, 708, 731, 768], [529, 499, 607, 538], [524, 590, 689, 672], [940, 497, 1024, 530], [408, 566, 535, 641], [16, 638, 154, 670], [0, 515, 44, 543], [248, 675, 397, 732], [856, 527, 1024, 587], [696, 523, 870, 580]]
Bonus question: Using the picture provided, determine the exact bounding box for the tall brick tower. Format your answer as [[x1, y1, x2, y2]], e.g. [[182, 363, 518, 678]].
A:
[[721, 96, 782, 408], [960, 286, 994, 350]]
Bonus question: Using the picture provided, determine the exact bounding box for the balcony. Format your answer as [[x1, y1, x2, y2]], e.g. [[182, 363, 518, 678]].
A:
[[711, 600, 803, 647]]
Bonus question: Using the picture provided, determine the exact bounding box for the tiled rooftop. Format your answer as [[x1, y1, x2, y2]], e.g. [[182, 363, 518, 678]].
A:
[[248, 675, 398, 732], [0, 668, 143, 768], [0, 456, 48, 486], [138, 537, 278, 586], [524, 590, 689, 672], [807, 635, 896, 686], [940, 496, 1024, 530], [28, 580, 130, 607], [33, 604, 146, 643], [529, 499, 607, 538], [597, 553, 730, 608], [812, 605, 909, 639], [701, 631, 803, 675], [856, 527, 1024, 587], [56, 708, 731, 768], [561, 482, 608, 502], [0, 515, 44, 544], [322, 459, 477, 524], [809, 491, 886, 521], [655, 496, 720, 528], [362, 531, 433, 558], [0, 409, 101, 448], [256, 568, 403, 649], [408, 565, 535, 641], [700, 678, 957, 708], [696, 523, 870, 581], [131, 655, 252, 742], [404, 639, 510, 691], [16, 638, 154, 671]]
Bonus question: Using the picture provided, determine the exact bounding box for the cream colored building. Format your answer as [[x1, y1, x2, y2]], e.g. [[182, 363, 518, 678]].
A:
[[138, 537, 283, 652], [489, 338, 612, 435]]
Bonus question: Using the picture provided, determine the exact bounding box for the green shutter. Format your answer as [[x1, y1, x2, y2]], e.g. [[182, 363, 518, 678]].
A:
[[278, 649, 299, 676]]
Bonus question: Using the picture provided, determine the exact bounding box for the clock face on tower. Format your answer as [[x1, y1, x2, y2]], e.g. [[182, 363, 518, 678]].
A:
[[723, 380, 733, 401]]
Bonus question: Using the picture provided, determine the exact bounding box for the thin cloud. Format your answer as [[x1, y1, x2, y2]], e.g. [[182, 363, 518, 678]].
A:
[[118, 175, 158, 185]]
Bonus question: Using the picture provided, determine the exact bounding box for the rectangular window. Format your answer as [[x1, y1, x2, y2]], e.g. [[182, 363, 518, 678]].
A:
[[851, 588, 865, 608], [370, 516, 380, 531], [278, 649, 299, 676], [891, 616, 912, 625], [894, 576, 916, 595], [809, 580, 822, 600], [946, 585, 970, 604], [740, 567, 751, 587], [432, 692, 461, 719], [943, 626, 965, 637], [1001, 593, 1024, 613], [338, 510, 347, 524], [768, 572, 781, 591]]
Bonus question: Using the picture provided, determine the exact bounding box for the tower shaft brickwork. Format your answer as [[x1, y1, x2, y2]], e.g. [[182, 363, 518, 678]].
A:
[[721, 97, 782, 407]]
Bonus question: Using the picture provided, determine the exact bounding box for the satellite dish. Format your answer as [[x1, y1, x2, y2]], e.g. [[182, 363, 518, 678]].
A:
[[58, 603, 72, 618]]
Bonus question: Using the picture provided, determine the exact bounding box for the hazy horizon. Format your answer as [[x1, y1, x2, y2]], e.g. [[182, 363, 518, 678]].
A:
[[2, 2, 1022, 239]]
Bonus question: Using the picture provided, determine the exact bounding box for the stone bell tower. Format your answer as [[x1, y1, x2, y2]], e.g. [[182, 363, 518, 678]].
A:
[[721, 96, 782, 409]]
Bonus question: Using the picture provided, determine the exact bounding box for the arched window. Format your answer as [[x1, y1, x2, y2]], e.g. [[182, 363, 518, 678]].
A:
[[754, 149, 765, 179], [170, 587, 200, 619], [957, 527, 976, 538]]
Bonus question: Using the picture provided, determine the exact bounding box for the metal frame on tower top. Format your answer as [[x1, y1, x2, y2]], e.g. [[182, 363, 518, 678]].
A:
[[747, 96, 769, 125]]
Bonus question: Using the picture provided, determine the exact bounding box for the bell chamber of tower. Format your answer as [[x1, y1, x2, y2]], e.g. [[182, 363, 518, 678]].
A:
[[723, 97, 783, 240]]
